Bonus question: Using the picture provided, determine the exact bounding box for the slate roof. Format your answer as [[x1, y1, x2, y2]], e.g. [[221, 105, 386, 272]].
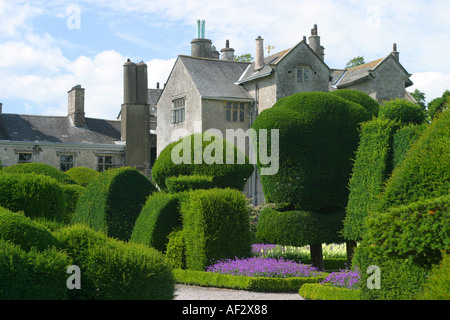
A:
[[331, 55, 413, 89], [178, 55, 253, 100], [0, 114, 121, 144]]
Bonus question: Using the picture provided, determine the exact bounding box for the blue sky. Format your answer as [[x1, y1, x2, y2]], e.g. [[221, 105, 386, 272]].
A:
[[1, 0, 449, 120]]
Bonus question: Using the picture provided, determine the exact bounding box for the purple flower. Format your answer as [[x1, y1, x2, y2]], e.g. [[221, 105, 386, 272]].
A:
[[206, 256, 323, 278], [320, 266, 361, 289]]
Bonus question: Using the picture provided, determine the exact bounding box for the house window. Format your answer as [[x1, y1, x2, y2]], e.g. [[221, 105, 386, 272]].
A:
[[171, 98, 185, 124], [226, 102, 245, 122], [297, 66, 311, 82], [18, 152, 33, 163], [97, 155, 123, 172], [60, 154, 74, 172]]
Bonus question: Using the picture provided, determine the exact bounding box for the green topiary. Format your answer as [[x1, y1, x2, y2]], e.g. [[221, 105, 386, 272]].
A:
[[0, 240, 71, 300], [72, 167, 157, 241], [60, 184, 85, 223], [342, 118, 401, 241], [165, 175, 214, 194], [377, 109, 450, 210], [418, 253, 450, 300], [165, 227, 187, 269], [256, 208, 346, 247], [152, 133, 254, 192], [0, 206, 61, 252], [65, 167, 100, 186], [131, 192, 187, 252], [330, 89, 380, 117], [53, 224, 175, 300], [378, 98, 426, 125], [0, 173, 67, 222], [251, 91, 371, 211], [1, 162, 76, 185], [392, 123, 427, 168], [182, 188, 252, 271]]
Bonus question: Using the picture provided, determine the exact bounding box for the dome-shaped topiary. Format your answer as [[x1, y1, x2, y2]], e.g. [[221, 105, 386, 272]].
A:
[[0, 206, 61, 251], [379, 98, 426, 125], [72, 167, 157, 241], [330, 89, 380, 117], [65, 167, 100, 186], [0, 173, 67, 221], [152, 133, 254, 191], [251, 91, 371, 211], [1, 162, 76, 185]]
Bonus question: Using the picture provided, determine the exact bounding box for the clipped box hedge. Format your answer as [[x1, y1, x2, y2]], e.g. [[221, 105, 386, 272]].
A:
[[1, 162, 76, 185], [173, 269, 328, 293], [0, 206, 61, 252], [165, 175, 214, 194], [0, 240, 71, 300], [65, 166, 100, 186], [299, 283, 361, 300], [379, 98, 426, 125], [182, 188, 252, 271], [256, 208, 346, 247], [0, 173, 67, 222], [53, 224, 175, 300], [131, 192, 187, 252], [72, 167, 157, 241], [330, 88, 380, 117]]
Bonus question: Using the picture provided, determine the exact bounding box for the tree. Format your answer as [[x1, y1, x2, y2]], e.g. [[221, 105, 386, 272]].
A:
[[346, 56, 365, 69], [252, 92, 371, 269], [410, 89, 426, 111], [234, 53, 253, 62]]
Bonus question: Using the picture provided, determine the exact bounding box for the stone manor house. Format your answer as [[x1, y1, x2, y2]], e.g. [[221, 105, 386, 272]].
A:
[[0, 23, 415, 203]]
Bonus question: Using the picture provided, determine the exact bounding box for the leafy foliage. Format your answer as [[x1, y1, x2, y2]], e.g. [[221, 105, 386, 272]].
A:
[[165, 175, 214, 193], [65, 167, 100, 186], [72, 167, 156, 241], [378, 98, 426, 125], [330, 89, 380, 117], [1, 162, 76, 185]]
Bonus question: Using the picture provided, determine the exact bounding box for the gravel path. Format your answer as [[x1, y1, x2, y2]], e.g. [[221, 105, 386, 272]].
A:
[[174, 284, 305, 300]]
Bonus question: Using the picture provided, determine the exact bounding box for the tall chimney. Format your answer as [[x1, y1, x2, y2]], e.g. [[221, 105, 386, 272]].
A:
[[68, 85, 85, 127], [191, 19, 213, 58], [255, 36, 264, 71], [392, 43, 399, 61], [308, 24, 325, 61], [220, 40, 235, 61]]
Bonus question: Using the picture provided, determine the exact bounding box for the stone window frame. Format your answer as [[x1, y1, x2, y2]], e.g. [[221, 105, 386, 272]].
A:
[[18, 151, 33, 164], [95, 153, 124, 172], [171, 97, 186, 124], [225, 101, 246, 122], [297, 65, 312, 83]]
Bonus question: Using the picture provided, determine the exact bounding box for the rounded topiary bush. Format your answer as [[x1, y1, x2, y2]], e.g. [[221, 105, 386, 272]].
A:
[[256, 208, 346, 247], [0, 240, 71, 300], [65, 167, 100, 186], [165, 175, 214, 194], [131, 192, 188, 252], [251, 91, 371, 211], [152, 133, 254, 192], [165, 227, 186, 269], [0, 173, 67, 222], [182, 188, 252, 271], [1, 162, 76, 185], [72, 167, 157, 241], [330, 89, 380, 117], [60, 184, 85, 222], [0, 206, 61, 252], [54, 224, 175, 300], [379, 98, 426, 125]]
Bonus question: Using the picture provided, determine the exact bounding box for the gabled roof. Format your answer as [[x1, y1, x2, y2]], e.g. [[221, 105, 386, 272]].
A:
[[237, 40, 330, 84], [178, 55, 253, 101], [0, 114, 121, 145], [332, 54, 413, 89]]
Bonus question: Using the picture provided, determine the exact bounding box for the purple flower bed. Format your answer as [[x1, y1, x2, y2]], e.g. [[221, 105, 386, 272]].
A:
[[206, 257, 323, 278], [320, 267, 361, 289]]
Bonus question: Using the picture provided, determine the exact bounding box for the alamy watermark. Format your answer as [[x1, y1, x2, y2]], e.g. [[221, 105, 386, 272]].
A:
[[66, 4, 81, 30], [170, 122, 279, 175]]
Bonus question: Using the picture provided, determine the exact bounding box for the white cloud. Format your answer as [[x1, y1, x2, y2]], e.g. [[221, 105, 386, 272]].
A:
[[409, 72, 450, 103]]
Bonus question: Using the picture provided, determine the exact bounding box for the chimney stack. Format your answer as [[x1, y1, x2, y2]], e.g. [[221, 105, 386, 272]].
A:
[[392, 43, 399, 61], [255, 36, 264, 71], [68, 85, 85, 127], [191, 19, 214, 58], [308, 24, 325, 61], [220, 39, 235, 61]]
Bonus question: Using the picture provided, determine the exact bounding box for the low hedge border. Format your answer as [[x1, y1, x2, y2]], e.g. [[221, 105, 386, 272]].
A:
[[173, 269, 328, 293], [299, 283, 362, 300]]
